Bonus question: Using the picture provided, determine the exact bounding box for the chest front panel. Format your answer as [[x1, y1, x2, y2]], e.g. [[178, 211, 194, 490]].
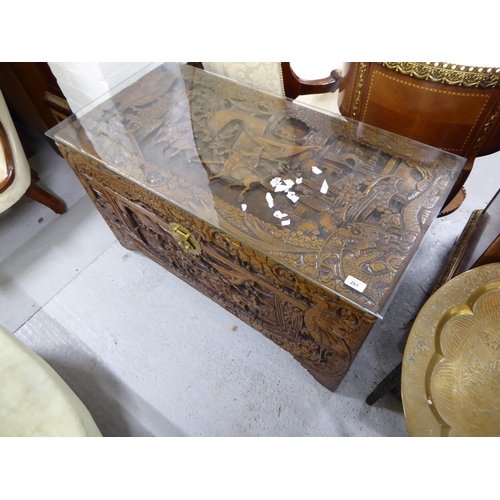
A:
[[60, 144, 376, 391]]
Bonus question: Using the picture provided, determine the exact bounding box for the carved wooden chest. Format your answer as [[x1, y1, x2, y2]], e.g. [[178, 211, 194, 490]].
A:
[[48, 63, 465, 391]]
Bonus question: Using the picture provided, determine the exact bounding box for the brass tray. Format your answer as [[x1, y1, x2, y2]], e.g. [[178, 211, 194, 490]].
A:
[[402, 263, 500, 436]]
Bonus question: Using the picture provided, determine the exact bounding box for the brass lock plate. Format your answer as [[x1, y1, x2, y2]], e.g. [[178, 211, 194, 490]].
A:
[[167, 223, 202, 256]]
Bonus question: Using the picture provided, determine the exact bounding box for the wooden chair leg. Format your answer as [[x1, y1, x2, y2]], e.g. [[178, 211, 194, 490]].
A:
[[25, 182, 67, 214]]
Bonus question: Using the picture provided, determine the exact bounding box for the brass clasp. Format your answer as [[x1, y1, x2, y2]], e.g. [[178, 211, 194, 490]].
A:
[[167, 223, 202, 256]]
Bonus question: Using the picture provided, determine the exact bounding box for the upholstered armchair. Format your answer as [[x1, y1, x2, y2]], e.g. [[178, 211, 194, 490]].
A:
[[338, 62, 500, 208], [0, 323, 101, 436], [0, 91, 66, 216], [194, 62, 342, 114]]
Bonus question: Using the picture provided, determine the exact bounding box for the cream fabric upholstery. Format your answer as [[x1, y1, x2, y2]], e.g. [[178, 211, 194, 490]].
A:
[[203, 62, 285, 97], [0, 324, 102, 437], [0, 91, 31, 213], [202, 62, 340, 115]]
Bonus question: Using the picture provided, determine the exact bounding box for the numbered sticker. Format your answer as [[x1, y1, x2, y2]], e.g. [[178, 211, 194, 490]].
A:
[[344, 275, 367, 293]]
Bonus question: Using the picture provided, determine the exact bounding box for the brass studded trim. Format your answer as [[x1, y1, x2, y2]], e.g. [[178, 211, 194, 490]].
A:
[[45, 91, 72, 111], [50, 109, 69, 123], [352, 63, 367, 117], [473, 101, 500, 150], [380, 62, 500, 88]]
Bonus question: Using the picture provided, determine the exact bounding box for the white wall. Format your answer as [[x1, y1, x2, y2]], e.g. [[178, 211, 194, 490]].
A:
[[48, 62, 154, 113], [290, 62, 344, 79]]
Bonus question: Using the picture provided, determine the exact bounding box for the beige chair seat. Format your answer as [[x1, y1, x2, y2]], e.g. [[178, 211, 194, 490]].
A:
[[0, 324, 101, 437], [0, 90, 67, 215], [0, 91, 31, 213]]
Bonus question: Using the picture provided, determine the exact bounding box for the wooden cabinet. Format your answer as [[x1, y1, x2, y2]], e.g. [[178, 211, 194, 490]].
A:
[[0, 63, 71, 134]]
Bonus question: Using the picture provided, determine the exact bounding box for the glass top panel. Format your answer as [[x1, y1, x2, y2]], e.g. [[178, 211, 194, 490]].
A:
[[48, 62, 466, 318]]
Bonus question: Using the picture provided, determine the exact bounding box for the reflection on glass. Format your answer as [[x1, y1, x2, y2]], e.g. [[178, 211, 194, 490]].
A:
[[49, 63, 466, 318]]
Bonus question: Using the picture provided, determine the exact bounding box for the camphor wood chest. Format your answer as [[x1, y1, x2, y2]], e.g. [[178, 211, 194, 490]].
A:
[[48, 63, 465, 391]]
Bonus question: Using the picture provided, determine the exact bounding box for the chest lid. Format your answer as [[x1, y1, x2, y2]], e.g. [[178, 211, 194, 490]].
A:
[[48, 62, 466, 318]]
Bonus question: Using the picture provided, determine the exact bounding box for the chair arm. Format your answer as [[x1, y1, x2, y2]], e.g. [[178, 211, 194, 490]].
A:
[[281, 63, 341, 99], [0, 122, 15, 194]]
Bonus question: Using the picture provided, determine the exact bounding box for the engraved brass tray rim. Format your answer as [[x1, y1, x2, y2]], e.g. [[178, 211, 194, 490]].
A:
[[402, 263, 500, 437]]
